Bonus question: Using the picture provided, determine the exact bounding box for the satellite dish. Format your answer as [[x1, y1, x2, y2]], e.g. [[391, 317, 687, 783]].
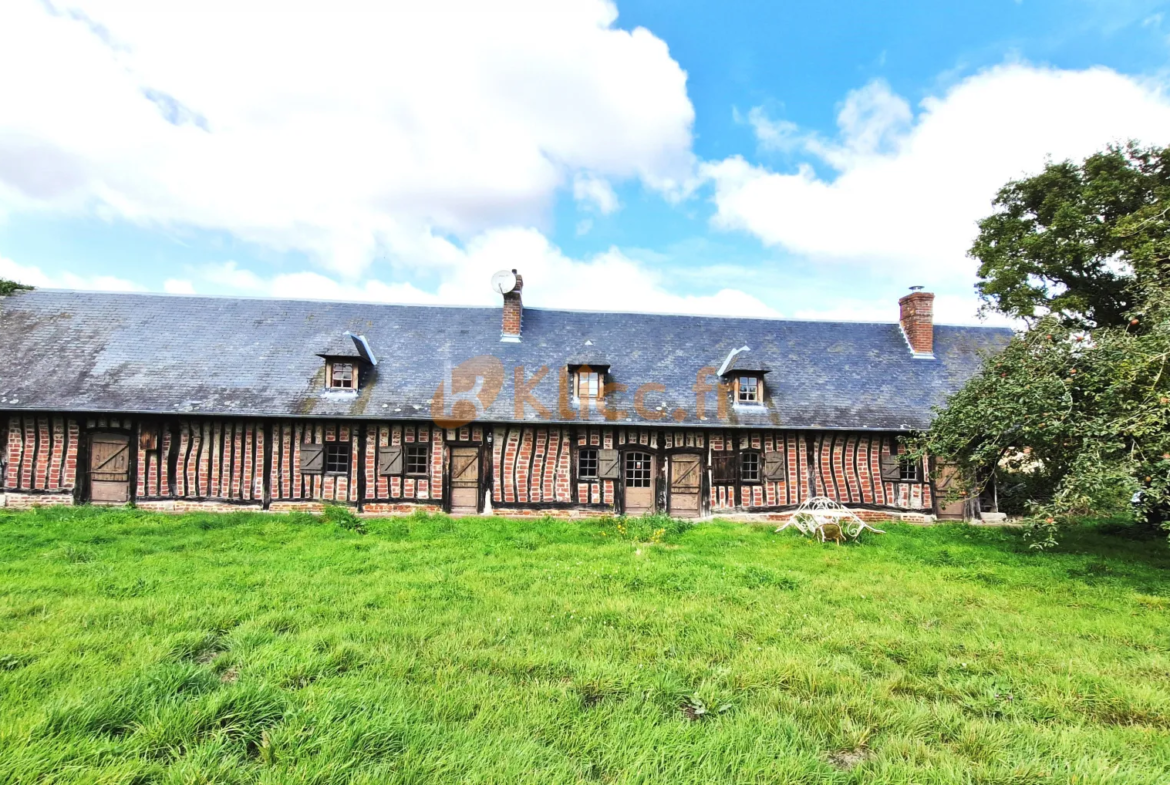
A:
[[490, 269, 518, 295]]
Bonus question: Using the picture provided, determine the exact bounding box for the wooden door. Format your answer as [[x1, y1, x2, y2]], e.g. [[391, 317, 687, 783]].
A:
[[669, 454, 701, 518], [934, 462, 967, 520], [89, 433, 130, 504], [623, 451, 655, 516], [449, 447, 480, 515]]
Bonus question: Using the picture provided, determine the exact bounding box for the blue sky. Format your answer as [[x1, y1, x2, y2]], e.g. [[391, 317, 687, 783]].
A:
[[1, 0, 1169, 324]]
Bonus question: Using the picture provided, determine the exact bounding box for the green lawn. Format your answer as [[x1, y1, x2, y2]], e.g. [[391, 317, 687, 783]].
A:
[[0, 508, 1167, 784]]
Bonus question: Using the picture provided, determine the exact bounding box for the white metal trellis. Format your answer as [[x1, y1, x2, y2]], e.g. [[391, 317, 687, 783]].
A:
[[774, 496, 885, 541]]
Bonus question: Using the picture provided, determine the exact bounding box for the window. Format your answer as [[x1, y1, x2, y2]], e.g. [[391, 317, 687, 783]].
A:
[[576, 370, 601, 399], [737, 376, 760, 403], [899, 457, 922, 482], [405, 444, 430, 476], [712, 453, 737, 484], [330, 362, 355, 389], [578, 448, 598, 480], [324, 442, 350, 474], [740, 451, 760, 482], [624, 451, 652, 488]]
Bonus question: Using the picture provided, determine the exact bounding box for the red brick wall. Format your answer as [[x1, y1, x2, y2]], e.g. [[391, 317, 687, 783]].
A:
[[269, 420, 359, 503], [166, 419, 266, 502], [4, 415, 79, 495], [494, 425, 576, 507], [705, 430, 930, 512], [361, 422, 447, 502]]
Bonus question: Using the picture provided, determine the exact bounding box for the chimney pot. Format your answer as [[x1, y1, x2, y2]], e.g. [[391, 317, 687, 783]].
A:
[[899, 289, 935, 356], [501, 271, 524, 342]]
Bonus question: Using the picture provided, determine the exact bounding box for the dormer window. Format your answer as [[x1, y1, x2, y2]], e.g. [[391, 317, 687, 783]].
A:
[[737, 376, 760, 403], [567, 358, 610, 402], [329, 362, 355, 389], [576, 370, 602, 399], [316, 331, 377, 392], [717, 349, 770, 407]]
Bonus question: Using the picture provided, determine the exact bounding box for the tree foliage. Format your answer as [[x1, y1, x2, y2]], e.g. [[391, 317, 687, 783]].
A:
[[918, 144, 1170, 547], [972, 143, 1170, 329], [0, 279, 33, 296]]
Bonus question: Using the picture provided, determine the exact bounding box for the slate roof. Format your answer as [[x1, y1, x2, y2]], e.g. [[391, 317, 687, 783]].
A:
[[315, 334, 365, 359], [0, 289, 1012, 432], [723, 354, 772, 374]]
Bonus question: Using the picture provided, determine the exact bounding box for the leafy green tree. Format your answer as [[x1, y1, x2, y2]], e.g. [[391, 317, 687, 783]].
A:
[[972, 143, 1170, 329], [0, 279, 33, 296], [919, 144, 1170, 546], [916, 287, 1169, 546]]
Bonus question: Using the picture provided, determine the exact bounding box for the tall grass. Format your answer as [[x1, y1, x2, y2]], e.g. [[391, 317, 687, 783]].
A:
[[0, 506, 1167, 783]]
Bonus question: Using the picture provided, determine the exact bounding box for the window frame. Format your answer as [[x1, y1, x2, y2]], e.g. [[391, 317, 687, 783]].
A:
[[329, 361, 356, 389], [577, 447, 599, 480], [739, 450, 761, 484], [736, 375, 763, 404], [575, 370, 603, 400], [898, 456, 922, 483], [404, 444, 430, 477], [623, 451, 653, 488], [323, 442, 351, 475]]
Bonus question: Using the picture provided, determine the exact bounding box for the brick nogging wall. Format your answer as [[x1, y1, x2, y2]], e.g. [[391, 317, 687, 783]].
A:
[[492, 425, 931, 514], [160, 419, 267, 503], [493, 425, 577, 507], [708, 430, 931, 512], [270, 421, 360, 504], [2, 414, 934, 516], [359, 423, 447, 503], [4, 415, 78, 495]]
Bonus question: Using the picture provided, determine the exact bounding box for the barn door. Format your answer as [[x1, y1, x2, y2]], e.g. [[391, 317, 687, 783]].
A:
[[449, 446, 480, 515], [89, 433, 131, 504], [623, 451, 655, 516], [668, 454, 701, 518], [934, 462, 967, 520]]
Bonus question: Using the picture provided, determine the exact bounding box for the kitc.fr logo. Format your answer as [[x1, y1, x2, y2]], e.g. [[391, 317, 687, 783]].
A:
[[432, 356, 733, 429], [431, 356, 506, 429]]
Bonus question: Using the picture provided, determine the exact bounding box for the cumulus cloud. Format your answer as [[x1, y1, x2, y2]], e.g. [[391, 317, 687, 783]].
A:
[[162, 278, 195, 295], [573, 174, 621, 214], [0, 0, 695, 278], [704, 64, 1170, 280], [0, 254, 143, 292], [176, 227, 777, 317]]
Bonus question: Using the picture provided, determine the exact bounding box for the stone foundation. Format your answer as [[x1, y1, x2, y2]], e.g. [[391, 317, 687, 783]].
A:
[[136, 501, 265, 514], [1, 492, 75, 509]]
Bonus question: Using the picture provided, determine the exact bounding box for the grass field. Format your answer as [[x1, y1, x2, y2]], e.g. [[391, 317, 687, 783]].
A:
[[0, 507, 1167, 784]]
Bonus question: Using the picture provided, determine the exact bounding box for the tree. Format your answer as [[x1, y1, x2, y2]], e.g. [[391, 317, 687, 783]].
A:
[[972, 143, 1170, 329], [0, 279, 33, 296], [917, 144, 1170, 547], [915, 287, 1169, 546]]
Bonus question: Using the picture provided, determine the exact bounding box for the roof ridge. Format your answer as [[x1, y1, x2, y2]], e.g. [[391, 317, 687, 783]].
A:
[[22, 288, 1012, 331]]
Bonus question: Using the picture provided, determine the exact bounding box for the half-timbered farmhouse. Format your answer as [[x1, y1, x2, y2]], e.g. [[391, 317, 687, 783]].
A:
[[0, 272, 1011, 520]]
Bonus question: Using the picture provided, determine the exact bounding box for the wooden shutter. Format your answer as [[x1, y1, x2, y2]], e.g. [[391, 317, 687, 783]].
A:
[[597, 449, 620, 479], [763, 452, 785, 481], [712, 453, 737, 483], [378, 445, 403, 475], [879, 454, 902, 482], [301, 442, 325, 474]]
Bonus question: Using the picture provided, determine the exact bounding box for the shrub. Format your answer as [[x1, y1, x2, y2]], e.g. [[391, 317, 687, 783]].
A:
[[321, 504, 364, 533]]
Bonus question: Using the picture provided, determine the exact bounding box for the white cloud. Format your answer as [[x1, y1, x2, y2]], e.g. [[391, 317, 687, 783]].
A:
[[573, 173, 621, 214], [162, 278, 195, 294], [739, 106, 801, 152], [177, 227, 777, 317], [0, 254, 143, 292], [0, 0, 695, 278], [704, 64, 1170, 284]]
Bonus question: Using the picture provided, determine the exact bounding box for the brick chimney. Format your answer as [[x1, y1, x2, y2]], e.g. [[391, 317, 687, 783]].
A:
[[501, 270, 524, 342], [899, 288, 935, 357]]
